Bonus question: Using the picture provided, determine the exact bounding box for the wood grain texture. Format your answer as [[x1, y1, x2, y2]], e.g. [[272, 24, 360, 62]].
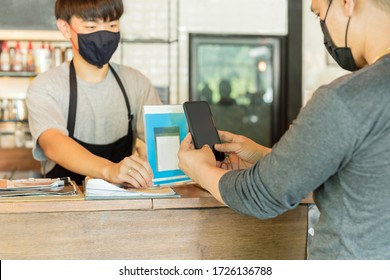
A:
[[0, 185, 308, 260], [0, 199, 152, 213], [0, 185, 222, 214], [0, 206, 308, 260]]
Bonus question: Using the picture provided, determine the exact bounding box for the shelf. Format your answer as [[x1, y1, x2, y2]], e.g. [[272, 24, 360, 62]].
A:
[[0, 71, 36, 78], [120, 38, 179, 44], [1, 0, 180, 104], [0, 120, 28, 123], [0, 30, 64, 42]]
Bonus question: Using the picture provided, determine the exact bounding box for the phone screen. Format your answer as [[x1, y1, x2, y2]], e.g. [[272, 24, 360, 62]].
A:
[[183, 101, 225, 161]]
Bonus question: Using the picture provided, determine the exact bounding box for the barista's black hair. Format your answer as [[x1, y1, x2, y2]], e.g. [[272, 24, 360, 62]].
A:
[[55, 0, 124, 23]]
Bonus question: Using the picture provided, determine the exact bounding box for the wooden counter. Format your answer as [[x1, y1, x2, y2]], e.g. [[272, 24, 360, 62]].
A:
[[0, 185, 309, 260]]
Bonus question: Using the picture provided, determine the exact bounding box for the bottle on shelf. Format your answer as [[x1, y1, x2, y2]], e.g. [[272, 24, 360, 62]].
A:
[[64, 47, 73, 62], [34, 41, 51, 73], [0, 41, 11, 72], [26, 41, 35, 73], [12, 41, 23, 72], [0, 98, 10, 121], [52, 46, 63, 67], [1, 41, 71, 75], [9, 45, 15, 70]]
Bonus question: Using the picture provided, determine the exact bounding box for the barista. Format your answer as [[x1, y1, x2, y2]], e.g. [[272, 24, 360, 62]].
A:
[[26, 0, 161, 186]]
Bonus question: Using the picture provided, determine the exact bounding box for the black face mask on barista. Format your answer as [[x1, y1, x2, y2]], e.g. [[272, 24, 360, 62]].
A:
[[77, 30, 120, 68], [320, 0, 359, 71]]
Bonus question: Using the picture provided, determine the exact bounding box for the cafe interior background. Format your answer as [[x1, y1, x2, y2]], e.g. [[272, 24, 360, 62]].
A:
[[0, 0, 349, 179], [0, 0, 354, 259]]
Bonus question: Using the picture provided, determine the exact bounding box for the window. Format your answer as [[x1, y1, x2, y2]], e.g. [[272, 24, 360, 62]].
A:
[[189, 34, 286, 147]]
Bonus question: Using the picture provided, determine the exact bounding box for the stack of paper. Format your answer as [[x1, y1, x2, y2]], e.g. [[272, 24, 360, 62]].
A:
[[85, 178, 180, 200], [0, 177, 79, 198]]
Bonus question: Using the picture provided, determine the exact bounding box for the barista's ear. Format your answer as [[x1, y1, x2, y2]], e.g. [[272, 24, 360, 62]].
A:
[[344, 0, 356, 17], [57, 19, 72, 39]]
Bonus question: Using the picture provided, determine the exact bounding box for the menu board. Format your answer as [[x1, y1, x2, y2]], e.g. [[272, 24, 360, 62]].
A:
[[0, 0, 57, 30]]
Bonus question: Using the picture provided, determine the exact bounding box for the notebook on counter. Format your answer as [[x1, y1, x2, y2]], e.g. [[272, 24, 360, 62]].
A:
[[84, 177, 180, 200], [143, 105, 192, 187]]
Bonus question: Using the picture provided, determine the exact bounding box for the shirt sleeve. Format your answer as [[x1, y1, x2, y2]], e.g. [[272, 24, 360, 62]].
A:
[[26, 73, 69, 161], [219, 86, 358, 219]]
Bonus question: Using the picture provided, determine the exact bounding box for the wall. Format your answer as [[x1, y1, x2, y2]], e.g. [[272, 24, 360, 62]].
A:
[[0, 77, 30, 99], [1, 0, 347, 105], [301, 0, 347, 104], [112, 0, 288, 104]]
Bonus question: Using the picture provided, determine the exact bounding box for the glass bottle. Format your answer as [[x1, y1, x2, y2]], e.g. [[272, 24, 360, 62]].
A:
[[13, 41, 23, 72], [0, 41, 11, 71], [26, 41, 35, 72]]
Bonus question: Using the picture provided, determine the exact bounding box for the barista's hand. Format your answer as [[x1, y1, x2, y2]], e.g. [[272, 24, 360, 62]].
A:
[[103, 155, 154, 189], [215, 130, 271, 169]]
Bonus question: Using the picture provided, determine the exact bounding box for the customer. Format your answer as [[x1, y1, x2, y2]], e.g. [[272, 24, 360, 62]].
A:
[[178, 0, 390, 259], [27, 0, 161, 187], [217, 79, 235, 106]]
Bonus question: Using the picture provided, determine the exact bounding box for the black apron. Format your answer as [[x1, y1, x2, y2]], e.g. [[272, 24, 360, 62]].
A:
[[46, 60, 134, 185]]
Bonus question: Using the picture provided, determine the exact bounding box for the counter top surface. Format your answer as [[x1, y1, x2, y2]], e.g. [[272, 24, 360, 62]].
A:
[[0, 183, 313, 214], [0, 184, 225, 214]]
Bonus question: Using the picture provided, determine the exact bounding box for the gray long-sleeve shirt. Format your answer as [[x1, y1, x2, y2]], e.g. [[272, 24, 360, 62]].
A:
[[219, 54, 390, 259]]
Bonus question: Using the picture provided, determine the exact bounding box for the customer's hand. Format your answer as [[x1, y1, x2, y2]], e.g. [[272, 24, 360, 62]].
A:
[[178, 133, 228, 205], [178, 133, 217, 182], [215, 130, 271, 169], [103, 155, 154, 189]]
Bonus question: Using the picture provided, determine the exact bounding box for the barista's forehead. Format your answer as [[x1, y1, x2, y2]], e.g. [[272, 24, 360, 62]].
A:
[[70, 16, 119, 26]]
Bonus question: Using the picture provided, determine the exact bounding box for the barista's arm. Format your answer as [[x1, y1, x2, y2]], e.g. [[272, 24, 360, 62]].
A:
[[39, 128, 153, 188]]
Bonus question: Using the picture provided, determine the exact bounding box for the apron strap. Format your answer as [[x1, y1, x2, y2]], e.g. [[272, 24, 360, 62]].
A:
[[109, 64, 133, 123], [67, 61, 133, 137], [68, 60, 78, 137]]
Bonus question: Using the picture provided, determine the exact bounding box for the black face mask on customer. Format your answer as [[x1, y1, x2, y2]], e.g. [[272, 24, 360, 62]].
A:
[[77, 30, 120, 68], [320, 0, 359, 71]]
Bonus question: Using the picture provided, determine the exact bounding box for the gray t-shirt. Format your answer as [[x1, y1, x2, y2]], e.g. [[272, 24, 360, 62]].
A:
[[219, 54, 390, 259], [26, 62, 162, 173]]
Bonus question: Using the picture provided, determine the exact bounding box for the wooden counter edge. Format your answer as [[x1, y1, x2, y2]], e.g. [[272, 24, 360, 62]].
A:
[[0, 185, 314, 214], [154, 186, 314, 209], [0, 199, 153, 214]]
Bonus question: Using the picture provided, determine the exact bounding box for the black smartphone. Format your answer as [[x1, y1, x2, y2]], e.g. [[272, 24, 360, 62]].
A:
[[183, 101, 225, 161]]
